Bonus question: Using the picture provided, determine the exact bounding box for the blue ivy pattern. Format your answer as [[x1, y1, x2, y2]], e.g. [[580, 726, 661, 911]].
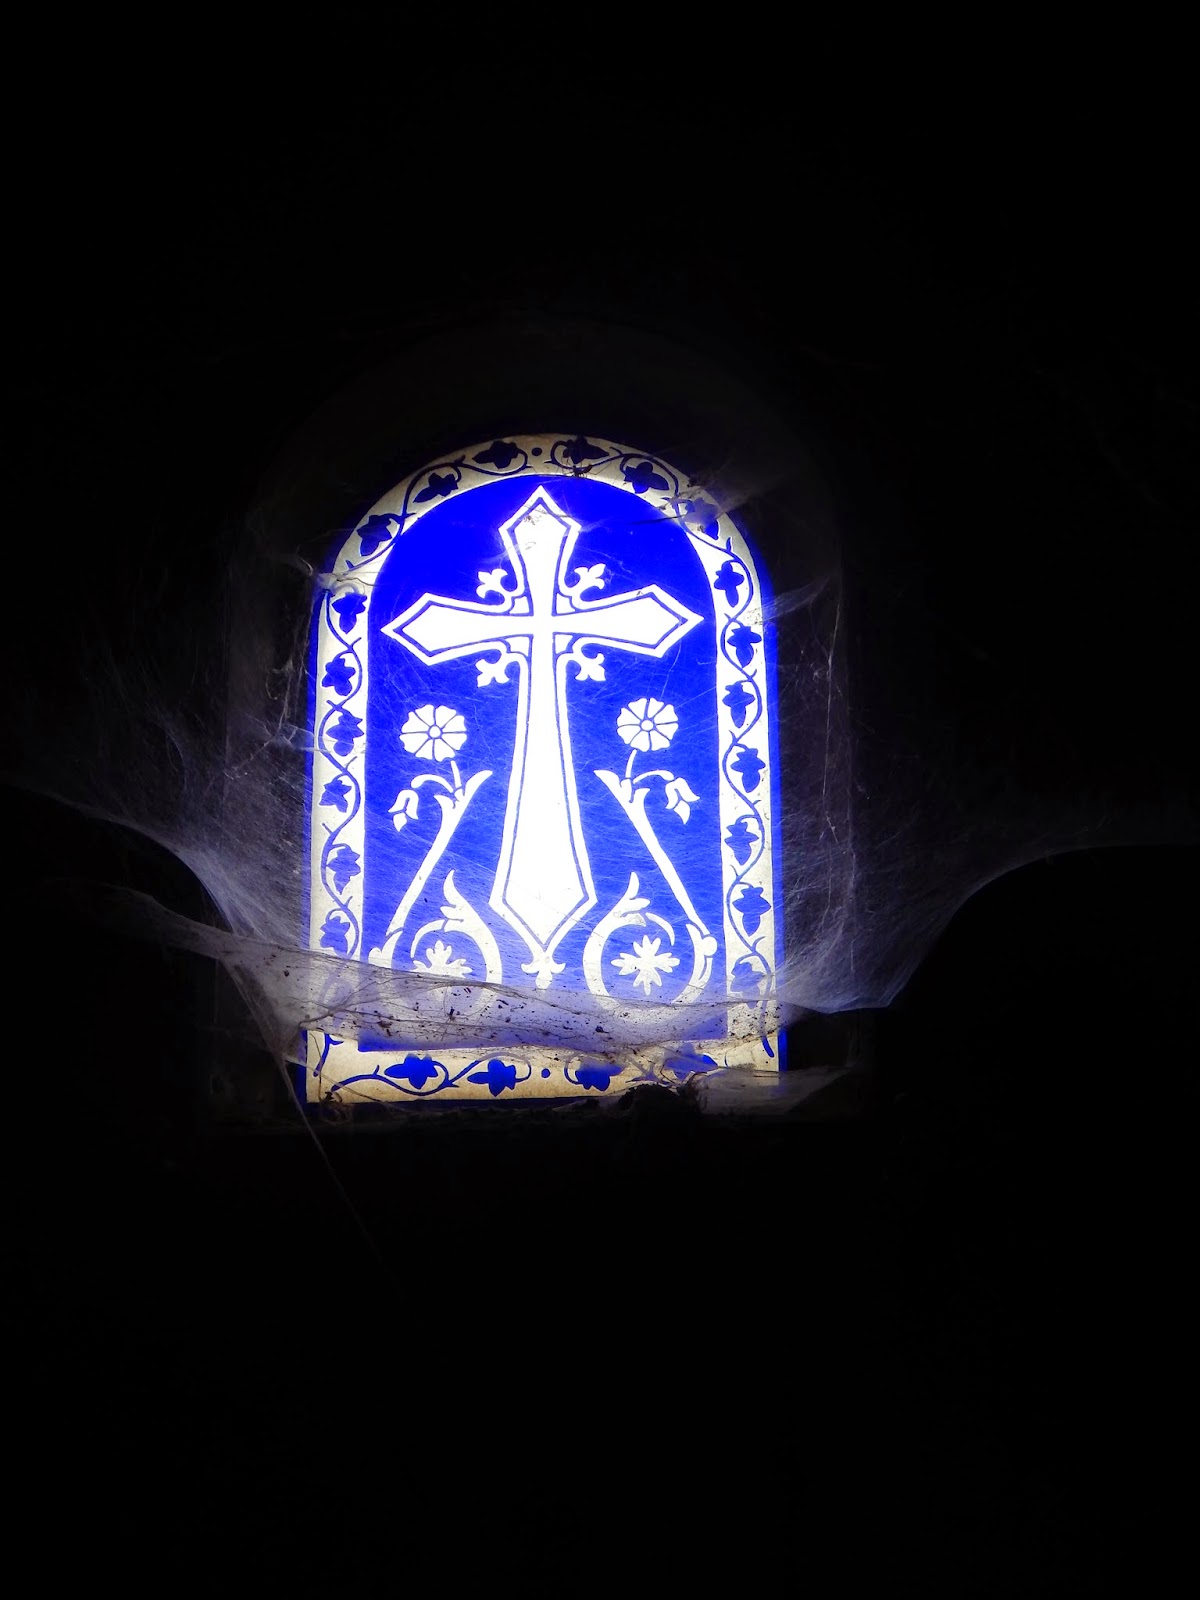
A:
[[413, 470, 459, 503], [713, 560, 746, 605], [733, 885, 771, 935], [574, 1064, 617, 1092], [327, 710, 362, 756], [320, 776, 352, 813], [319, 912, 351, 954], [467, 1058, 518, 1096], [710, 523, 773, 980], [563, 436, 607, 465], [331, 591, 367, 630], [727, 622, 762, 668], [327, 844, 361, 895], [322, 656, 355, 697], [312, 1040, 728, 1101], [731, 956, 769, 994], [316, 573, 366, 963], [722, 682, 756, 728], [623, 459, 670, 495], [665, 1044, 719, 1079], [730, 746, 766, 792], [383, 1055, 442, 1089], [356, 515, 397, 558], [473, 440, 520, 469], [675, 498, 721, 539], [724, 817, 760, 865]]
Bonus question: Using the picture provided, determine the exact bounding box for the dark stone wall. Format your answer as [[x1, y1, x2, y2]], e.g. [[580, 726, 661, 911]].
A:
[[4, 97, 1194, 1589]]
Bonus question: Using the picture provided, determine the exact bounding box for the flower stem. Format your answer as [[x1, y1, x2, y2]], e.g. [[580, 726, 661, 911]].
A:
[[624, 748, 638, 783], [450, 758, 463, 795]]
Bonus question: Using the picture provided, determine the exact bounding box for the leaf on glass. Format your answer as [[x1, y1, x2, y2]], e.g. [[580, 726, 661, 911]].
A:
[[327, 844, 361, 895], [356, 515, 398, 558], [473, 440, 520, 469], [722, 682, 756, 728], [413, 470, 459, 503], [383, 1054, 443, 1088], [318, 913, 350, 954], [730, 746, 766, 792], [575, 1064, 616, 1092], [320, 776, 353, 813], [733, 885, 771, 936], [327, 710, 363, 756], [679, 497, 721, 538], [330, 591, 367, 631], [467, 1058, 518, 1096], [724, 817, 759, 865], [713, 559, 746, 606], [623, 459, 670, 495], [563, 435, 607, 465], [727, 622, 762, 668], [322, 656, 355, 697], [731, 956, 768, 995]]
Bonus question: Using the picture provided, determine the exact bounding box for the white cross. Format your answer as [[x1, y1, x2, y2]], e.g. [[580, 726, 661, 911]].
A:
[[382, 486, 701, 986]]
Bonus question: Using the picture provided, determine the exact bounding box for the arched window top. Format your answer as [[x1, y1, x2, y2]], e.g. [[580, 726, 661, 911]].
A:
[[306, 433, 781, 1102]]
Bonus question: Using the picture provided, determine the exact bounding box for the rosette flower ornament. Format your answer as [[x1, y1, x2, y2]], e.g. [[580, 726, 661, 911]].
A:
[[391, 704, 472, 825], [616, 698, 678, 753], [612, 934, 681, 995], [399, 705, 468, 762]]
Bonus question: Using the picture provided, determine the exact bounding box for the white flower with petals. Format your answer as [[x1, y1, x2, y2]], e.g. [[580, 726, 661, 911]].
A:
[[399, 704, 467, 762], [611, 935, 680, 995], [616, 698, 678, 753]]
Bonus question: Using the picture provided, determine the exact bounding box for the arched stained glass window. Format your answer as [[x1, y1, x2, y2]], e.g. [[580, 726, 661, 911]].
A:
[[305, 434, 782, 1101]]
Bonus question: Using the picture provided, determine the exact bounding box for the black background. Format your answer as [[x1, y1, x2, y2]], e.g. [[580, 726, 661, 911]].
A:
[[6, 84, 1196, 1589]]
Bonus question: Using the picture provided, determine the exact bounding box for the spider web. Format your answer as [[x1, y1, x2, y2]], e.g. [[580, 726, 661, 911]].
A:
[[10, 340, 1191, 1108]]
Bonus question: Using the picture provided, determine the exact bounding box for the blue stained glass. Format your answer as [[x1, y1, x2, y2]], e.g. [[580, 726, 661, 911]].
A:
[[305, 435, 781, 1102]]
